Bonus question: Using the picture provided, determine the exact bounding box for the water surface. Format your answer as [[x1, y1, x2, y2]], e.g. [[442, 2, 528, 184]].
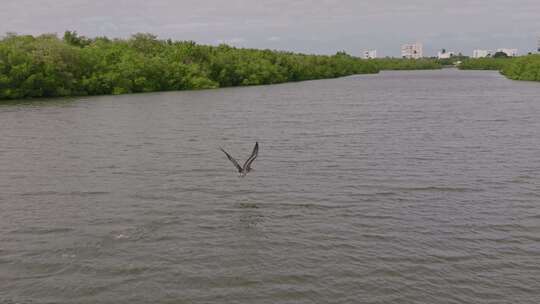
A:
[[1, 69, 540, 303]]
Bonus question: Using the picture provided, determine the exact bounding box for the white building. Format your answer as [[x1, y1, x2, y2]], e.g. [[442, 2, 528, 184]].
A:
[[401, 43, 423, 59], [472, 49, 494, 58], [496, 48, 518, 57], [363, 50, 377, 59], [437, 49, 455, 59]]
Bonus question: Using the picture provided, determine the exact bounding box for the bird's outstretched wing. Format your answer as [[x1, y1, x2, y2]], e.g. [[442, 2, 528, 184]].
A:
[[243, 142, 259, 172], [220, 147, 242, 172]]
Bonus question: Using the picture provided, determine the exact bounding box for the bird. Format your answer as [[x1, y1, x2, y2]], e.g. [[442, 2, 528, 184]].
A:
[[220, 142, 259, 177]]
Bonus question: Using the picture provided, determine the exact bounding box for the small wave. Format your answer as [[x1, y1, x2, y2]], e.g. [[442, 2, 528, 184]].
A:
[[426, 249, 475, 262], [475, 119, 509, 122], [362, 233, 397, 240], [67, 191, 110, 197], [238, 202, 259, 209], [19, 191, 109, 197], [360, 214, 402, 221], [130, 194, 179, 202], [349, 191, 398, 197], [509, 176, 534, 184], [523, 191, 540, 198], [10, 227, 73, 235], [271, 202, 347, 210], [19, 191, 59, 196], [394, 186, 479, 193], [113, 234, 129, 240]]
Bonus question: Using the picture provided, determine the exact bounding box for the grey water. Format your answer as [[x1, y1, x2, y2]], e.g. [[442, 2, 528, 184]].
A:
[[1, 69, 540, 304]]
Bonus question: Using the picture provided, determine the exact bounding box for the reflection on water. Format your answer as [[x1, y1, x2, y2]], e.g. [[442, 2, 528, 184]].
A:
[[1, 69, 540, 304], [0, 96, 78, 107]]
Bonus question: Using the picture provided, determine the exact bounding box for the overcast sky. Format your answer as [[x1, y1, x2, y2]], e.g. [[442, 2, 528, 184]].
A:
[[2, 0, 539, 56]]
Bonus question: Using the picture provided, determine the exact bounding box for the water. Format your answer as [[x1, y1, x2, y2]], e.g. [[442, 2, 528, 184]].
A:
[[1, 69, 539, 303]]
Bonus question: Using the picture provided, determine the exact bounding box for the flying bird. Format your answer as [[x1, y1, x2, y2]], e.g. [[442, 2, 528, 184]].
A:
[[220, 142, 259, 177]]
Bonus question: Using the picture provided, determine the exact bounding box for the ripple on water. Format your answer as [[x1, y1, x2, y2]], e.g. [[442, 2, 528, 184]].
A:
[[1, 70, 540, 303]]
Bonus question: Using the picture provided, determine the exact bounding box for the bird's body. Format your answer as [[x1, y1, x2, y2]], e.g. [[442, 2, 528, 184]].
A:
[[220, 142, 259, 177]]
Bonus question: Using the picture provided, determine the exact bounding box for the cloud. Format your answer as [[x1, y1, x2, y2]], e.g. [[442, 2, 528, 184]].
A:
[[2, 0, 540, 55]]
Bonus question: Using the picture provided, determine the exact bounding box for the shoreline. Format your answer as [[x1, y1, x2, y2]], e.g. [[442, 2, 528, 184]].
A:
[[1, 32, 443, 101], [0, 69, 514, 104]]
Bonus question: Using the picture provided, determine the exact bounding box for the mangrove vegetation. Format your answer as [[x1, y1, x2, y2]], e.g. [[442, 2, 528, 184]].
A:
[[458, 57, 512, 71], [500, 55, 540, 81], [0, 32, 454, 100], [2, 31, 537, 100], [1, 32, 383, 100], [458, 55, 540, 81]]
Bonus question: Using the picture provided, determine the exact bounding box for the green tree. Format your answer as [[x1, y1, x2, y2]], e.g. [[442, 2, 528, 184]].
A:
[[493, 51, 509, 58], [1, 31, 389, 100]]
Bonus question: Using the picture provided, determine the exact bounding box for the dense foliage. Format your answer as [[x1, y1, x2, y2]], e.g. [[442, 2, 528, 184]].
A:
[[0, 32, 380, 99], [457, 57, 513, 71], [500, 55, 540, 81], [436, 55, 469, 67], [492, 51, 509, 58], [458, 55, 540, 82]]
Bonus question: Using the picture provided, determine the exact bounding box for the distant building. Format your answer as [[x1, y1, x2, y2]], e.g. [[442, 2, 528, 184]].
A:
[[537, 36, 540, 52], [496, 48, 518, 57], [401, 43, 423, 59], [437, 49, 455, 59], [363, 50, 377, 59], [472, 49, 494, 58]]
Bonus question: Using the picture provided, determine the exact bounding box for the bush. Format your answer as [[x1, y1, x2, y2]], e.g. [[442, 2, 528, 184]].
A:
[[0, 32, 380, 100], [500, 55, 540, 81]]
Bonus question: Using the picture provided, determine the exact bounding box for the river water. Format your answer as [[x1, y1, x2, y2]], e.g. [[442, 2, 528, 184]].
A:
[[1, 69, 539, 303]]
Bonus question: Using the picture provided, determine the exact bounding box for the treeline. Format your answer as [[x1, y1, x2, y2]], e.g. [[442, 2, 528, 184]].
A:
[[458, 55, 540, 81], [0, 32, 381, 99], [500, 55, 540, 81], [458, 58, 512, 71], [1, 31, 461, 100]]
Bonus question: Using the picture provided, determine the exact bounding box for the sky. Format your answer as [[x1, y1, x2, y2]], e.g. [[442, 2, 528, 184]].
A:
[[1, 0, 540, 57]]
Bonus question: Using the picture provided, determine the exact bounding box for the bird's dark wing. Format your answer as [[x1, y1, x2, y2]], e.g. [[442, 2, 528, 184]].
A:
[[243, 142, 259, 171], [220, 147, 242, 172]]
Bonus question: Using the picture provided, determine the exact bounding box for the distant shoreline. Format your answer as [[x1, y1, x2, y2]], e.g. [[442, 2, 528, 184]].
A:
[[458, 55, 540, 82], [3, 32, 536, 101], [1, 31, 442, 101]]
